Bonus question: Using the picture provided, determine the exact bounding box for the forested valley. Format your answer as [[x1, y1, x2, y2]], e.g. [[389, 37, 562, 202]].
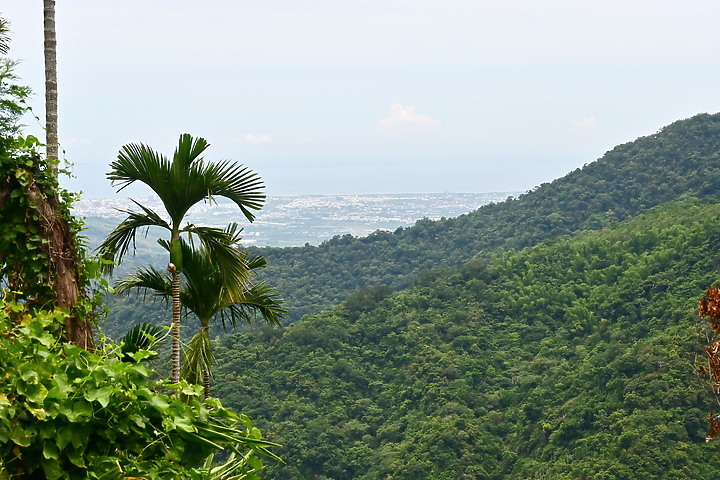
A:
[[99, 113, 720, 478]]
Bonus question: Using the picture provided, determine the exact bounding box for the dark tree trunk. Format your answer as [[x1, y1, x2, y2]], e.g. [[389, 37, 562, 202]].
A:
[[0, 167, 94, 349], [27, 181, 94, 349]]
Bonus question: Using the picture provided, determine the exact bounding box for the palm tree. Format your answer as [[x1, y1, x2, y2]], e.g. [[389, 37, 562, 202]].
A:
[[43, 0, 59, 163], [0, 11, 93, 349], [115, 230, 285, 396], [99, 134, 265, 383]]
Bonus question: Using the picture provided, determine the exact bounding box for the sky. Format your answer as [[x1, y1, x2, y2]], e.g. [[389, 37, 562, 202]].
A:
[[2, 1, 719, 198]]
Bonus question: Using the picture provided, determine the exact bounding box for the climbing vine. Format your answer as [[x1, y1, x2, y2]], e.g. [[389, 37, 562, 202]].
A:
[[1, 136, 66, 297], [0, 57, 94, 347], [0, 296, 280, 479], [0, 23, 280, 479]]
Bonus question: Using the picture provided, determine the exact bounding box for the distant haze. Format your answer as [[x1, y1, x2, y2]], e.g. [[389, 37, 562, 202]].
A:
[[3, 2, 719, 197], [77, 192, 518, 248]]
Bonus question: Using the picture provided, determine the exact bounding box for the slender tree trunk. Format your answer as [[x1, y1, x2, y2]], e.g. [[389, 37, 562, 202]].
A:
[[201, 324, 211, 398], [203, 369, 210, 398], [170, 263, 181, 384], [43, 0, 59, 164], [40, 1, 93, 349]]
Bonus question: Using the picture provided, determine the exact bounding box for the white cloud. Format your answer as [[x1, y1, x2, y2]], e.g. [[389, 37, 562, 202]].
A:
[[572, 115, 597, 134], [378, 103, 441, 136], [243, 134, 273, 145]]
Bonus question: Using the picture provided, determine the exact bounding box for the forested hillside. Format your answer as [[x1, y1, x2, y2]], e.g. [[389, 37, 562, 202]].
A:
[[253, 113, 720, 322], [93, 112, 720, 478], [213, 198, 720, 479]]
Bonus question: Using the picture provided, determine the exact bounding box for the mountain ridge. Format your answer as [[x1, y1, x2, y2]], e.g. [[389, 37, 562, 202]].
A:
[[214, 197, 720, 479], [252, 112, 720, 322]]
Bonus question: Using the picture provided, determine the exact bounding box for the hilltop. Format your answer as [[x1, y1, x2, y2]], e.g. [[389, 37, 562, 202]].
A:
[[254, 113, 720, 322]]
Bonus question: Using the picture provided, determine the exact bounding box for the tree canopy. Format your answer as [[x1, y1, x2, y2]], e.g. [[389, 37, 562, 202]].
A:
[[212, 198, 720, 479], [248, 113, 720, 323]]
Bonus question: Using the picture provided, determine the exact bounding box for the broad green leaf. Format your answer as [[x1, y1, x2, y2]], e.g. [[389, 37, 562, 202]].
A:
[[129, 413, 146, 429], [18, 382, 48, 404], [72, 400, 93, 419], [41, 457, 64, 480], [67, 446, 86, 468], [19, 364, 40, 383], [180, 383, 202, 396], [46, 386, 68, 401], [129, 350, 154, 362], [150, 395, 170, 412], [165, 412, 196, 433], [167, 438, 186, 462], [43, 442, 60, 460], [39, 422, 56, 440], [26, 405, 47, 420], [84, 387, 113, 408], [57, 399, 75, 422], [56, 426, 72, 450], [9, 426, 35, 447]]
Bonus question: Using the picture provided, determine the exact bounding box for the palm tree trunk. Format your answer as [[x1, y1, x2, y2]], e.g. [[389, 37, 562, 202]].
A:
[[40, 1, 93, 349], [200, 322, 211, 397], [43, 0, 59, 164], [170, 263, 181, 384], [203, 366, 211, 398]]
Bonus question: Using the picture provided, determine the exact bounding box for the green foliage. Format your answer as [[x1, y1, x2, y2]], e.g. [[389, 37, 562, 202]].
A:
[[250, 113, 720, 323], [100, 135, 264, 284], [0, 59, 31, 137], [100, 134, 269, 383], [119, 321, 165, 362], [114, 231, 285, 395], [0, 296, 280, 479], [0, 134, 89, 303], [0, 135, 52, 297], [212, 198, 720, 479]]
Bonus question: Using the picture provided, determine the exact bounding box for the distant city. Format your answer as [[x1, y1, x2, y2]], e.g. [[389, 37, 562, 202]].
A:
[[76, 192, 519, 248]]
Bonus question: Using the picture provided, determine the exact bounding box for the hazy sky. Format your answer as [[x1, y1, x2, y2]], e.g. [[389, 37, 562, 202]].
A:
[[3, 1, 719, 197]]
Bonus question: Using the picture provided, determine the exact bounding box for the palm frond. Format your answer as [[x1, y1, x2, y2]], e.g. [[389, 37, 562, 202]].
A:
[[109, 134, 264, 226], [183, 225, 252, 299], [202, 159, 265, 222], [97, 202, 171, 274], [114, 265, 172, 297], [182, 328, 214, 387], [107, 142, 170, 193], [247, 255, 267, 270], [173, 133, 209, 171], [224, 222, 245, 245], [221, 281, 286, 330], [207, 451, 262, 480], [0, 17, 10, 56], [119, 322, 165, 362]]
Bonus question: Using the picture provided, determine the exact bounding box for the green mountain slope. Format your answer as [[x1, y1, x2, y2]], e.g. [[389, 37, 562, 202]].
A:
[[253, 113, 720, 322], [213, 198, 720, 479]]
